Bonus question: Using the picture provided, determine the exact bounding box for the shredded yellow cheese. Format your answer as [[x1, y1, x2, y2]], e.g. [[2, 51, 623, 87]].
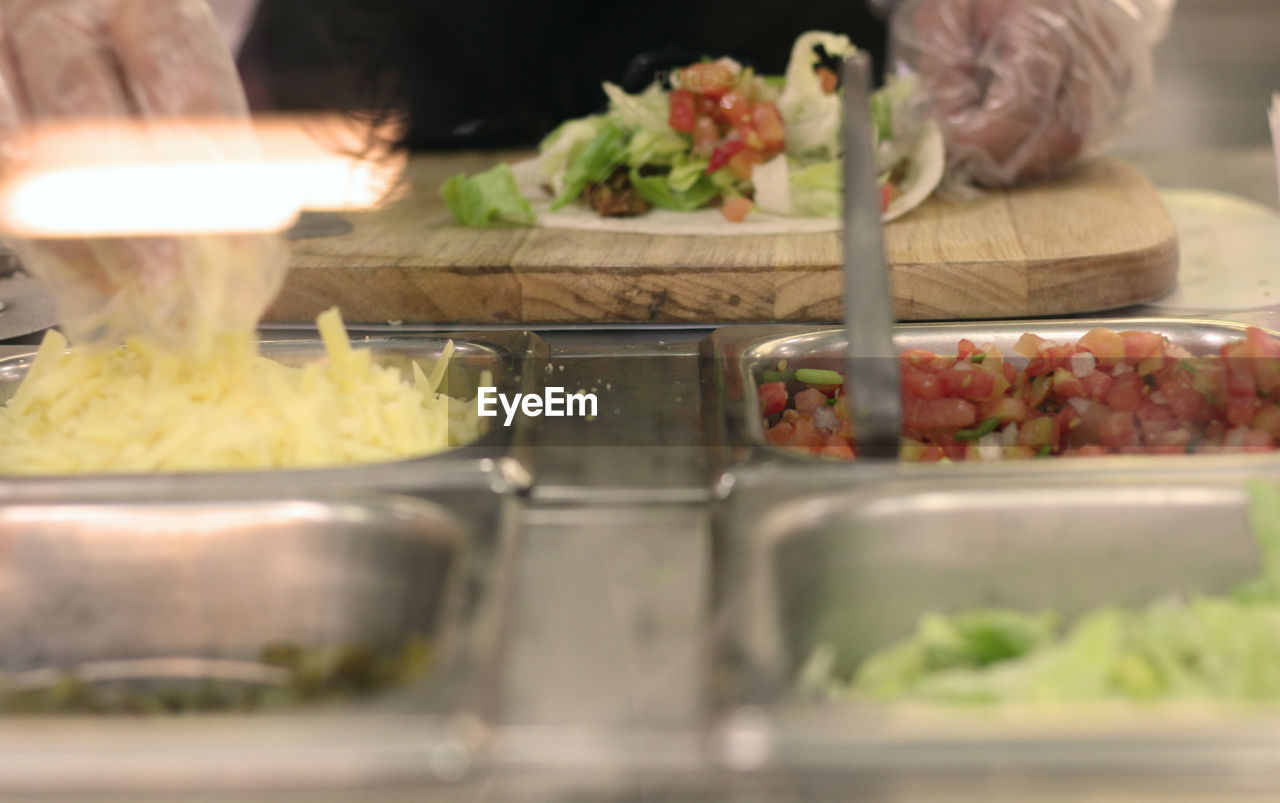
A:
[[0, 308, 483, 475]]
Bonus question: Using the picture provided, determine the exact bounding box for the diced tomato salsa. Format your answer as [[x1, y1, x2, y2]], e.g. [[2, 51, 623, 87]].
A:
[[671, 61, 785, 180], [758, 328, 1280, 461]]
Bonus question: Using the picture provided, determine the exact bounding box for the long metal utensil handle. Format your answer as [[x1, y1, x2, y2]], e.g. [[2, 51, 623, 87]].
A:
[[841, 54, 902, 458]]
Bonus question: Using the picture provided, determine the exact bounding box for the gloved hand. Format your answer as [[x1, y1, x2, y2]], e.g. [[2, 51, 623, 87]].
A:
[[0, 0, 286, 348], [890, 0, 1162, 187]]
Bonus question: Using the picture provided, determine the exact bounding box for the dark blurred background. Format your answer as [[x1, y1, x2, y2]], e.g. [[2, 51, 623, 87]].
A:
[[232, 0, 887, 150]]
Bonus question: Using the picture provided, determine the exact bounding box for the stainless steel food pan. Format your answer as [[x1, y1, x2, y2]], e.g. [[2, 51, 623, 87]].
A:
[[712, 468, 1280, 796], [0, 331, 545, 501], [701, 318, 1280, 471], [0, 493, 514, 794]]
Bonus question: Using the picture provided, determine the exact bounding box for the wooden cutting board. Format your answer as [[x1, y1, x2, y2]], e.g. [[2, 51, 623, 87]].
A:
[[265, 151, 1177, 324]]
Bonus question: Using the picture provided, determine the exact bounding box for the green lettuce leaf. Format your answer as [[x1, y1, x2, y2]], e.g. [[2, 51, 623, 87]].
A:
[[790, 159, 841, 217], [535, 115, 609, 194], [440, 163, 534, 227], [628, 165, 720, 212], [552, 121, 630, 210], [603, 81, 673, 136], [626, 128, 689, 168]]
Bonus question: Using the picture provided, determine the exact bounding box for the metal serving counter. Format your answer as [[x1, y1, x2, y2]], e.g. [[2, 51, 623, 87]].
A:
[[0, 0, 1278, 797]]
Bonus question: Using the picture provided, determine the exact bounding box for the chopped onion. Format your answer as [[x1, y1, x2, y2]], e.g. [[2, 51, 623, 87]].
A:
[[1150, 390, 1167, 404], [1067, 397, 1092, 415], [812, 406, 838, 433], [1070, 351, 1096, 378], [1113, 363, 1134, 375], [999, 423, 1019, 446], [977, 432, 1003, 461]]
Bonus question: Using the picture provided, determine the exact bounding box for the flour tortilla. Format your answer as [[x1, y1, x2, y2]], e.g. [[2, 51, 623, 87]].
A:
[[510, 120, 945, 235]]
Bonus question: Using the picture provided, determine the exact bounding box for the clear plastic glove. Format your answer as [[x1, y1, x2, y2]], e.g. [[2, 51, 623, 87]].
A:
[[890, 0, 1161, 187], [0, 0, 286, 348]]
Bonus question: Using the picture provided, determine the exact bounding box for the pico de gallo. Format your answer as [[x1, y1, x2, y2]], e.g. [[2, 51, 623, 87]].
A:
[[442, 32, 940, 227], [758, 327, 1280, 461]]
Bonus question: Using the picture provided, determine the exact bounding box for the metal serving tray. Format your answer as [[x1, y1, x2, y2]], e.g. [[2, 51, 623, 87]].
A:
[[0, 330, 545, 500], [711, 467, 1280, 797], [701, 318, 1280, 474], [0, 493, 517, 795]]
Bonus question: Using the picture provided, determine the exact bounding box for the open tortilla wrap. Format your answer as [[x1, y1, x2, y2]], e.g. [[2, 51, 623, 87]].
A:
[[509, 120, 945, 236]]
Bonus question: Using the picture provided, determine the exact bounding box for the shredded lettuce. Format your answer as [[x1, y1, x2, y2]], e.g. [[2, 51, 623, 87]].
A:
[[535, 115, 609, 196], [777, 31, 855, 160], [440, 163, 534, 227], [603, 81, 672, 136], [806, 483, 1280, 705], [790, 159, 841, 218], [628, 166, 720, 212], [626, 128, 689, 168], [551, 121, 630, 210]]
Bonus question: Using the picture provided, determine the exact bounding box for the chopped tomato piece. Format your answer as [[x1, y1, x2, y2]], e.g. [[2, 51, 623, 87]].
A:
[[1051, 367, 1086, 398], [794, 387, 827, 415], [1226, 394, 1258, 427], [720, 196, 753, 223], [765, 420, 794, 445], [815, 66, 838, 94], [1081, 370, 1113, 400], [1077, 328, 1126, 367], [1105, 373, 1145, 412], [904, 397, 977, 431], [751, 102, 786, 150], [941, 368, 998, 401], [692, 116, 719, 156], [668, 89, 697, 133], [758, 381, 787, 417], [902, 369, 944, 400], [1098, 411, 1136, 448], [1121, 331, 1164, 365], [899, 349, 954, 373], [707, 138, 745, 173], [726, 148, 763, 181], [718, 90, 752, 129], [1014, 332, 1049, 358]]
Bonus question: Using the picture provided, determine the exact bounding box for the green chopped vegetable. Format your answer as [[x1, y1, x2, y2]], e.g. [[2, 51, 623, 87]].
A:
[[806, 483, 1280, 705], [440, 163, 535, 227], [795, 368, 843, 386], [761, 370, 791, 383], [0, 636, 433, 716], [970, 352, 986, 364], [628, 166, 720, 212], [552, 121, 630, 210], [1036, 444, 1052, 457], [954, 417, 1000, 441]]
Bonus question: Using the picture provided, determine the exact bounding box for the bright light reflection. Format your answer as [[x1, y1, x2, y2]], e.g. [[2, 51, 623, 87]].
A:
[[0, 114, 405, 238]]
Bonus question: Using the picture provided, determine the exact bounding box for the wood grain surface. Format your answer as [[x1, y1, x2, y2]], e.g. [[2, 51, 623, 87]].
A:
[[265, 151, 1178, 325]]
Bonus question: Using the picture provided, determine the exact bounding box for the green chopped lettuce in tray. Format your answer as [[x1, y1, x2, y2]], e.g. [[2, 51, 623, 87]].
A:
[[440, 30, 944, 230], [799, 483, 1280, 706]]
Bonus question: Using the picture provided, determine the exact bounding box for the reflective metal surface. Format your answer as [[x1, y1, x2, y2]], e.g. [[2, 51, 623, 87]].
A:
[[0, 493, 522, 795]]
